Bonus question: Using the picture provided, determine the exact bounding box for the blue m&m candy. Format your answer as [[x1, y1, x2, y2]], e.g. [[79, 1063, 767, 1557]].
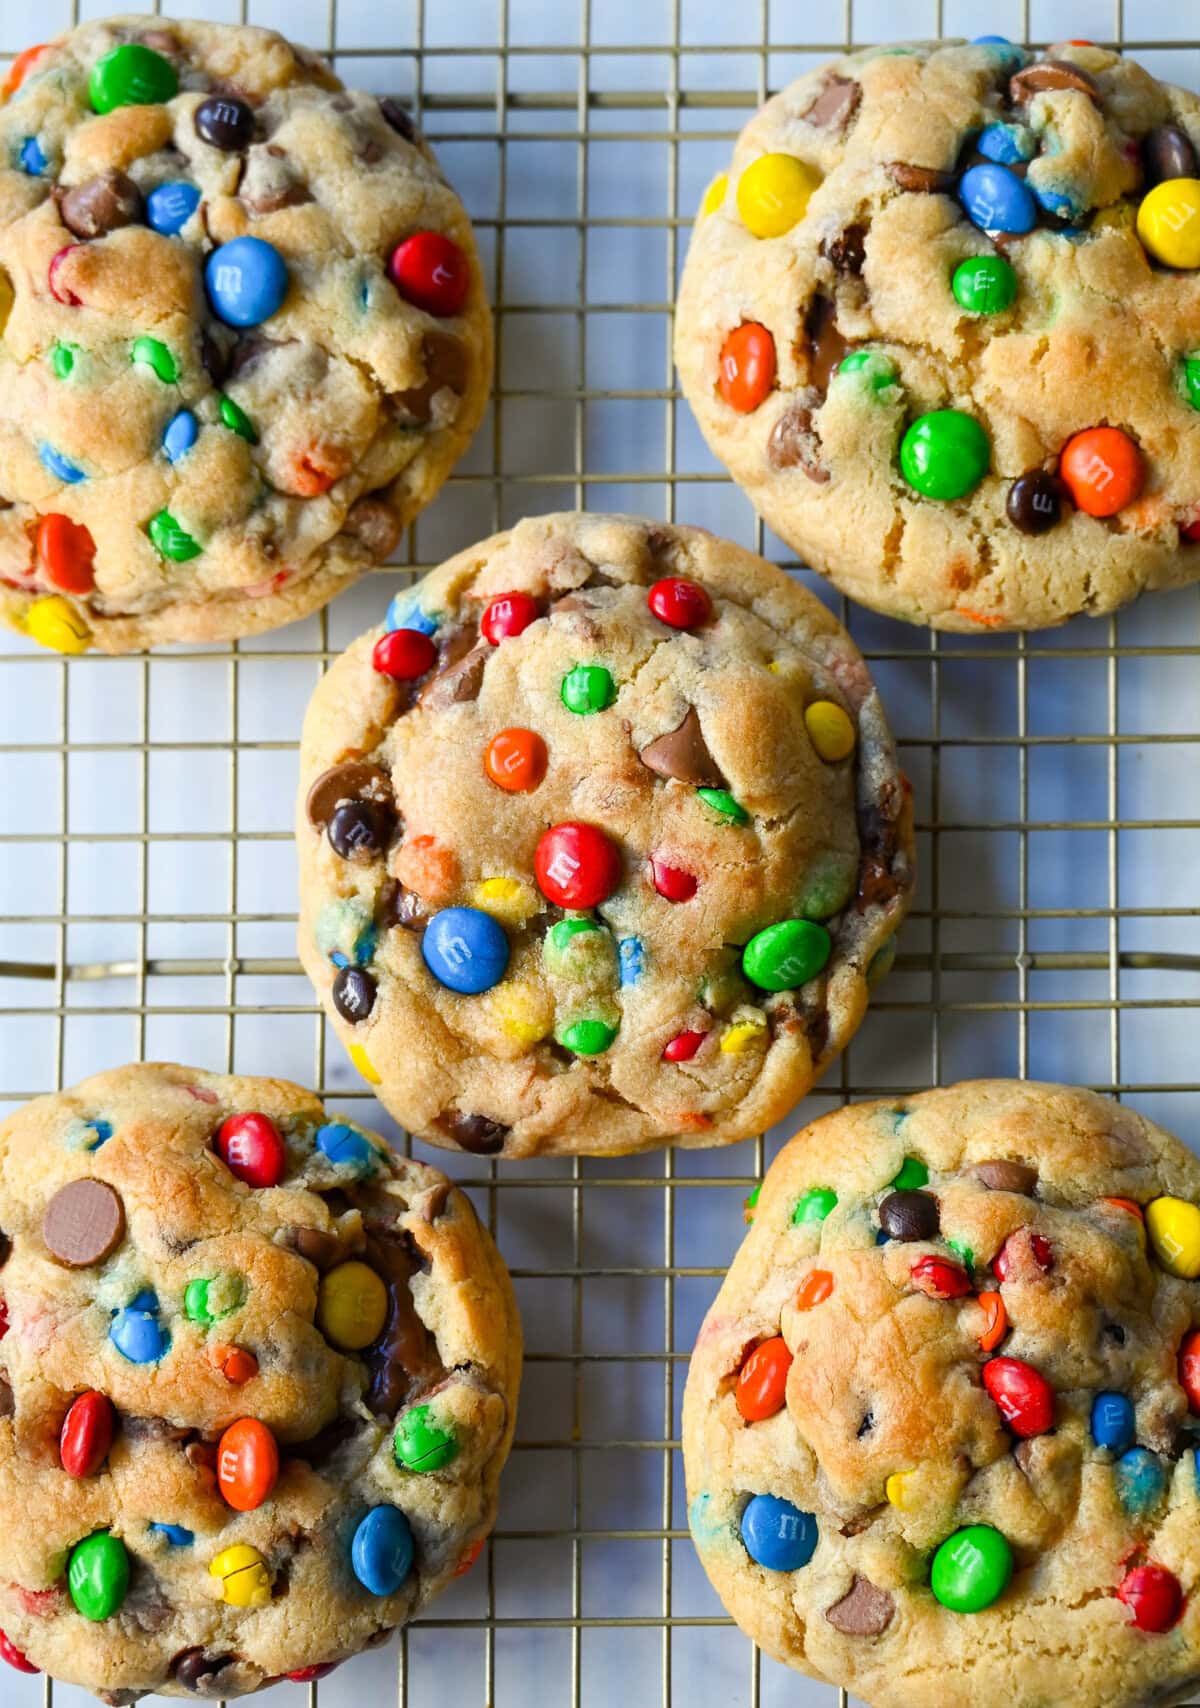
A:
[[351, 1505, 414, 1596], [205, 236, 289, 328], [977, 123, 1034, 165], [959, 163, 1036, 235], [149, 1522, 194, 1547], [1091, 1391, 1135, 1451], [316, 1121, 377, 1175], [422, 906, 510, 994], [1030, 181, 1078, 221], [618, 936, 645, 986], [19, 136, 47, 174], [146, 181, 200, 236], [740, 1494, 818, 1572], [1116, 1448, 1165, 1516], [162, 409, 198, 465], [110, 1290, 170, 1363], [385, 594, 438, 635], [39, 443, 85, 484]]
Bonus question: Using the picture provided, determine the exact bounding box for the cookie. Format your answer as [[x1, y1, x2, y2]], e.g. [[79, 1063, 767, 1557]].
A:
[[675, 38, 1200, 632], [296, 511, 914, 1159], [0, 16, 490, 653], [683, 1081, 1200, 1708], [0, 1063, 521, 1700]]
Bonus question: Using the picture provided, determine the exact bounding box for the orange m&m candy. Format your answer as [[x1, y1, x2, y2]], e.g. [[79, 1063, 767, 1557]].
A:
[[217, 1417, 279, 1512], [1059, 427, 1144, 517], [718, 322, 776, 414], [36, 514, 96, 594], [977, 1290, 1008, 1352], [736, 1335, 792, 1421], [795, 1269, 834, 1310], [485, 728, 547, 793], [3, 43, 49, 98]]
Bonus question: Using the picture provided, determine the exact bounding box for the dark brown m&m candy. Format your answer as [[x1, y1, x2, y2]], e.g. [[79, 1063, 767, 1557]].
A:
[[380, 97, 420, 144], [1007, 471, 1062, 535], [1142, 124, 1198, 188], [439, 1111, 509, 1154], [878, 1189, 940, 1241], [43, 1179, 125, 1268], [195, 96, 255, 151], [332, 966, 377, 1024], [328, 800, 394, 860]]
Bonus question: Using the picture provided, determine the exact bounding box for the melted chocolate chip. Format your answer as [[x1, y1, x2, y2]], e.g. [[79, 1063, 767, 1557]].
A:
[[1009, 59, 1100, 105], [328, 800, 394, 860], [802, 75, 861, 134], [438, 1111, 509, 1155], [878, 1189, 939, 1241], [201, 332, 230, 387], [0, 1232, 9, 1269], [57, 171, 143, 240], [393, 332, 469, 423], [0, 1374, 13, 1419], [639, 707, 725, 788], [363, 1227, 445, 1417], [1007, 470, 1063, 535], [171, 1648, 238, 1690], [804, 295, 849, 393], [885, 160, 958, 193], [767, 404, 829, 483], [973, 1159, 1037, 1194], [416, 640, 488, 709], [332, 965, 377, 1024], [341, 497, 403, 563], [380, 97, 420, 144], [195, 96, 255, 151], [821, 222, 866, 276], [825, 1575, 894, 1636], [1142, 124, 1197, 187], [305, 762, 394, 831], [290, 1226, 341, 1269], [121, 1414, 194, 1445]]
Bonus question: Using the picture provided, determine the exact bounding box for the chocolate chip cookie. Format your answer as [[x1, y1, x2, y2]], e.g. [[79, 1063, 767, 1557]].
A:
[[0, 1063, 521, 1699], [296, 512, 913, 1159], [684, 1081, 1200, 1708], [675, 38, 1200, 631], [0, 16, 490, 653]]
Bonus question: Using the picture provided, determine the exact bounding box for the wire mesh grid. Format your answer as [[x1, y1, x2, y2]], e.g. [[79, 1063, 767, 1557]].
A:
[[3, 0, 1200, 1704]]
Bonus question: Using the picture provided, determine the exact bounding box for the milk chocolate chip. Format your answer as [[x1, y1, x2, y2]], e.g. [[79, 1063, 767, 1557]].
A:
[[43, 1179, 125, 1268], [821, 222, 866, 276], [886, 161, 958, 193], [393, 332, 469, 423], [363, 1229, 445, 1416], [341, 497, 403, 563], [805, 295, 848, 392], [58, 171, 143, 240], [973, 1159, 1037, 1194], [305, 762, 394, 830], [802, 75, 861, 133], [438, 1111, 509, 1154], [417, 639, 488, 709], [1010, 59, 1100, 104], [639, 708, 726, 788], [767, 404, 829, 483], [825, 1575, 894, 1636]]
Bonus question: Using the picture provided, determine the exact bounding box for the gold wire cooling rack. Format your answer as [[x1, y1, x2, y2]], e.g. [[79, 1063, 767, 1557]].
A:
[[4, 1, 1200, 1706]]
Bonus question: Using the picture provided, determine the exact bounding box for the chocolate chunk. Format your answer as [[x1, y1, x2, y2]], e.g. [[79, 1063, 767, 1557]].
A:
[[886, 161, 958, 193], [341, 497, 403, 563], [363, 1228, 445, 1416], [0, 1231, 9, 1268], [1142, 124, 1198, 187], [1007, 470, 1063, 535], [973, 1159, 1038, 1194], [639, 707, 726, 788], [195, 96, 255, 151], [305, 762, 394, 830], [805, 295, 849, 393], [416, 641, 488, 709], [1010, 59, 1101, 104], [438, 1111, 509, 1155], [767, 404, 829, 483], [802, 75, 861, 134], [380, 97, 420, 144], [332, 965, 377, 1024], [393, 332, 470, 423], [825, 1575, 894, 1636], [171, 1648, 238, 1690], [878, 1189, 939, 1241], [42, 1179, 125, 1268], [243, 180, 314, 214], [0, 1374, 13, 1419], [57, 171, 143, 240], [290, 1226, 342, 1269], [821, 222, 866, 276], [328, 799, 394, 860]]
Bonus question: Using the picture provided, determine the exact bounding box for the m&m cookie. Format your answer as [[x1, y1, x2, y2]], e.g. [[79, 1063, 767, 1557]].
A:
[[685, 1082, 1200, 1706], [676, 40, 1200, 630], [0, 18, 490, 652], [296, 513, 914, 1158], [0, 1064, 520, 1693]]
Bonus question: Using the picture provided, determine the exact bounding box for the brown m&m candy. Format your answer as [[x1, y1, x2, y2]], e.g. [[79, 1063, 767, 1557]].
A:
[[43, 1179, 125, 1267], [1007, 471, 1063, 535], [195, 95, 255, 151]]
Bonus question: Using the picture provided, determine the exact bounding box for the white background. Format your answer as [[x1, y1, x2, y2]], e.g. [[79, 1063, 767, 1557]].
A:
[[3, 2, 1200, 1706]]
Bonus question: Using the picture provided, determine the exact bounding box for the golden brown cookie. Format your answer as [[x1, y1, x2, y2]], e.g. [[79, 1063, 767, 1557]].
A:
[[0, 1063, 521, 1700], [684, 1081, 1200, 1708], [0, 16, 490, 653]]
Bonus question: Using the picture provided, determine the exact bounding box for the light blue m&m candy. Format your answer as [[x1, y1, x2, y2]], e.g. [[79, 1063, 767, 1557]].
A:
[[422, 907, 509, 994], [162, 409, 198, 465], [977, 123, 1034, 165], [1115, 1448, 1165, 1516], [205, 236, 288, 328], [740, 1494, 818, 1572], [1091, 1391, 1135, 1452], [959, 163, 1036, 235], [110, 1290, 170, 1364], [316, 1121, 377, 1176], [39, 443, 86, 483], [351, 1505, 414, 1597], [385, 594, 438, 636], [146, 181, 200, 236]]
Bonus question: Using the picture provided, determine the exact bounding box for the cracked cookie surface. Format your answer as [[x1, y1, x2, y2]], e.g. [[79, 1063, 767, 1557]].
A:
[[0, 1063, 521, 1700], [684, 1081, 1200, 1708], [675, 38, 1200, 631], [296, 512, 913, 1159], [0, 15, 490, 652]]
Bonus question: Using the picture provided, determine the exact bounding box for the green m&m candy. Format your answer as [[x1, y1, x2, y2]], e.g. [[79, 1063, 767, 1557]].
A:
[[1181, 353, 1200, 411], [836, 349, 897, 392], [89, 44, 178, 115], [900, 410, 990, 501], [792, 1185, 837, 1226], [742, 919, 831, 991], [395, 1403, 458, 1472], [220, 395, 259, 443], [697, 787, 748, 824], [951, 255, 1016, 316], [184, 1274, 245, 1325], [50, 341, 79, 380], [68, 1531, 130, 1621], [930, 1524, 1012, 1612], [131, 335, 179, 385], [890, 1155, 928, 1191], [556, 1015, 619, 1055], [148, 509, 201, 562], [561, 663, 616, 714]]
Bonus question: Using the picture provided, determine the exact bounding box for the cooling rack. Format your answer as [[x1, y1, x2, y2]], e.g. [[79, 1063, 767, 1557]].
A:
[[3, 0, 1200, 1704]]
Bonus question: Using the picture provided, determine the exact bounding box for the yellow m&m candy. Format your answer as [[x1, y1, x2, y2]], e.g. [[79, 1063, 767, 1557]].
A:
[[737, 153, 820, 239], [473, 876, 539, 927], [700, 173, 728, 218], [317, 1260, 389, 1351], [209, 1543, 272, 1608], [1136, 178, 1200, 269], [347, 1041, 381, 1085], [720, 1007, 768, 1053], [885, 1471, 916, 1511], [1146, 1195, 1200, 1278], [804, 700, 856, 763], [25, 594, 91, 654], [491, 980, 553, 1046]]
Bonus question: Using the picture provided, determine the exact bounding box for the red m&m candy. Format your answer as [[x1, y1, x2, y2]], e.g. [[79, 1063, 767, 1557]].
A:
[[1117, 1563, 1182, 1632], [0, 1630, 37, 1674], [648, 577, 712, 630], [1183, 517, 1200, 543], [992, 1228, 1053, 1281], [388, 232, 469, 317], [60, 1390, 114, 1478], [1179, 1328, 1200, 1412], [373, 627, 437, 679], [484, 728, 547, 793], [48, 246, 83, 307], [288, 1664, 338, 1682], [534, 822, 622, 908], [216, 1112, 286, 1189], [982, 1356, 1054, 1437], [217, 1417, 280, 1512], [36, 515, 96, 594], [0, 1299, 9, 1339], [736, 1336, 792, 1422], [718, 322, 776, 413], [453, 1537, 486, 1578], [910, 1255, 971, 1299], [651, 856, 697, 902], [481, 591, 539, 644], [663, 1028, 706, 1062]]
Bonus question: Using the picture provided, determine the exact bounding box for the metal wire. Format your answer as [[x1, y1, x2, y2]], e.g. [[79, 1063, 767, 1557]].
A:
[[2, 0, 1200, 1706]]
